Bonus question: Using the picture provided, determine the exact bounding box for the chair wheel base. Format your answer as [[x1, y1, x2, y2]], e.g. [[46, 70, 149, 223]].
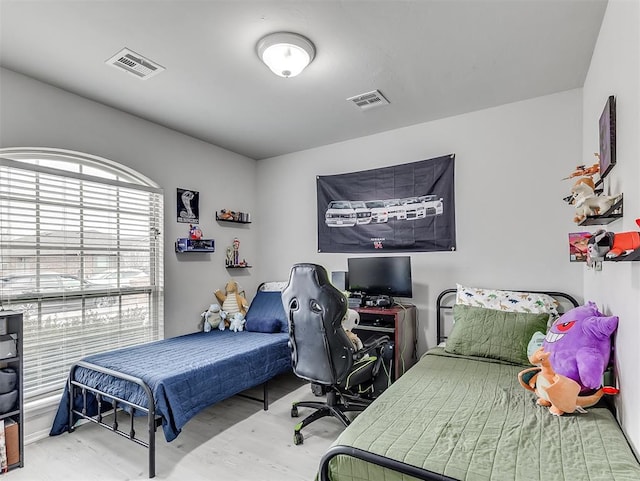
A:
[[291, 406, 299, 417], [294, 431, 304, 445]]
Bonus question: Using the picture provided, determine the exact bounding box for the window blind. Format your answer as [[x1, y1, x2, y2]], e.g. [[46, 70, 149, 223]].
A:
[[0, 150, 164, 401]]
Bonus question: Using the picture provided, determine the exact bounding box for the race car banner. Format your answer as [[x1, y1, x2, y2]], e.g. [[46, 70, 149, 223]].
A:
[[317, 154, 456, 253]]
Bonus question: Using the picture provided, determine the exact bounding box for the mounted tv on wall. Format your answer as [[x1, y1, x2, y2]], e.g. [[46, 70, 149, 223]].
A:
[[598, 95, 616, 180], [347, 256, 413, 298]]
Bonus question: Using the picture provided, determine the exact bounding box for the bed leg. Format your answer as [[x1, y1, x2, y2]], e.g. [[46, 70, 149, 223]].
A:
[[148, 407, 156, 478], [67, 374, 74, 433], [263, 381, 269, 411]]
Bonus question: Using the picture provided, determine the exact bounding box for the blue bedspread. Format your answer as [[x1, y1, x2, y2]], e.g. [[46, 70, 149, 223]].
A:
[[50, 330, 291, 442]]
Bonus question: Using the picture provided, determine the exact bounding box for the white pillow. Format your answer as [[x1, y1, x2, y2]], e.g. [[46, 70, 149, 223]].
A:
[[455, 284, 559, 318]]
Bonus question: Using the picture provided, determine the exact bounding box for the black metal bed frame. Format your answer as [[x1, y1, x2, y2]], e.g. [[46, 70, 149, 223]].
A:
[[68, 358, 271, 478], [318, 288, 580, 481]]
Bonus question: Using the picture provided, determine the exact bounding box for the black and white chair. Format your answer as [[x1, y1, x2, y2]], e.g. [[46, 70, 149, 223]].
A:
[[282, 263, 389, 445]]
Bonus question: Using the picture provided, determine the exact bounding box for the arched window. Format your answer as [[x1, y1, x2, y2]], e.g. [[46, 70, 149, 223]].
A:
[[0, 148, 164, 402]]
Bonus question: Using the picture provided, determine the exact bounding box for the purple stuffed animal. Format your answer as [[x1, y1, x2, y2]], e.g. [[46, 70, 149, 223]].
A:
[[543, 301, 618, 393]]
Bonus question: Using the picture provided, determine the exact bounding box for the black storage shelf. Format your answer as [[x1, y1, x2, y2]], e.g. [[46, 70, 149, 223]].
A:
[[225, 265, 252, 269], [216, 216, 251, 224], [215, 211, 251, 224], [175, 238, 215, 253], [607, 248, 640, 262], [578, 196, 623, 226], [0, 311, 24, 471]]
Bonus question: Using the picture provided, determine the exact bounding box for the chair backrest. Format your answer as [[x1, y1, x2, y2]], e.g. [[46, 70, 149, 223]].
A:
[[282, 263, 354, 385]]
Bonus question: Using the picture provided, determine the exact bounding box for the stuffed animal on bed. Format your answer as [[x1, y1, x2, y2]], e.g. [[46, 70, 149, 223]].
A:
[[214, 280, 249, 324], [201, 303, 222, 332], [518, 347, 604, 416], [543, 302, 618, 393], [229, 312, 246, 332]]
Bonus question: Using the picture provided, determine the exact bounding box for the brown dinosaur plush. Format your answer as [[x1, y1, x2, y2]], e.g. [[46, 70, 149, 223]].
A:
[[214, 280, 249, 323]]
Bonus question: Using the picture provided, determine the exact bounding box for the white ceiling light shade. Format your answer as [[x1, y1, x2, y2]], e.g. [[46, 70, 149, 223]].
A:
[[257, 32, 315, 78]]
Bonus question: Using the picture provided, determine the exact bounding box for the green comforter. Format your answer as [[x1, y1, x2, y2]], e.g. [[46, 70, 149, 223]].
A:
[[325, 348, 640, 481]]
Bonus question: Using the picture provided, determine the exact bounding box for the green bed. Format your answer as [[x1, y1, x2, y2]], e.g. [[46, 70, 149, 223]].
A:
[[319, 289, 640, 481]]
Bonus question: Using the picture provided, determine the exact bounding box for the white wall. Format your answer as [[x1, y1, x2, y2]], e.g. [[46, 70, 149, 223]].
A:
[[257, 89, 584, 356], [0, 67, 261, 441], [0, 67, 262, 339], [581, 0, 640, 456]]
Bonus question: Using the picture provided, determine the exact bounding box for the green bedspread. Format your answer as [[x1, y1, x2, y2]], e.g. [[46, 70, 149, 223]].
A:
[[325, 348, 640, 481]]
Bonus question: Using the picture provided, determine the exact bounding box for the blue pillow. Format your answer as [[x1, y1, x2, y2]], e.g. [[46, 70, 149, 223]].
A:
[[244, 290, 288, 333], [246, 317, 280, 333]]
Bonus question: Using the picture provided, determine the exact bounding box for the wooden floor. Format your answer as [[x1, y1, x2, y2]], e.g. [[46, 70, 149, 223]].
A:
[[8, 372, 346, 480]]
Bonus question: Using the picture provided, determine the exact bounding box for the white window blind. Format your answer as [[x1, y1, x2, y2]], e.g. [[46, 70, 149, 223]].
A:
[[0, 148, 164, 402]]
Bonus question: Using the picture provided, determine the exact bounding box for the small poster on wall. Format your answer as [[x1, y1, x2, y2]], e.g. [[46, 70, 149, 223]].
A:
[[177, 188, 199, 223], [569, 232, 591, 262], [317, 154, 456, 253]]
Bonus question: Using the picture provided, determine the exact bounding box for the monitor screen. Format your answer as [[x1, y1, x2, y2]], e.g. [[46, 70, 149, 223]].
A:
[[347, 256, 412, 298]]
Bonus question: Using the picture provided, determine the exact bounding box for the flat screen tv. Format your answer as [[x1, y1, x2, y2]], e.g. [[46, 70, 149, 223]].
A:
[[347, 256, 412, 298]]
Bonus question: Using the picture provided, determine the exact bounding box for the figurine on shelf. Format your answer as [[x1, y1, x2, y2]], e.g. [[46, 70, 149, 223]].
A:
[[562, 159, 600, 181], [564, 177, 621, 224], [225, 246, 234, 267], [233, 237, 240, 265], [218, 209, 234, 221], [189, 224, 203, 240], [586, 221, 640, 267]]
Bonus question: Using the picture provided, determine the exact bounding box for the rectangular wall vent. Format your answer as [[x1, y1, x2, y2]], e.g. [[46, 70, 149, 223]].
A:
[[106, 48, 165, 80], [346, 89, 390, 111]]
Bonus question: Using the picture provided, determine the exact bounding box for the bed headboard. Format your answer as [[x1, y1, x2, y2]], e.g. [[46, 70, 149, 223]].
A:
[[436, 288, 579, 345]]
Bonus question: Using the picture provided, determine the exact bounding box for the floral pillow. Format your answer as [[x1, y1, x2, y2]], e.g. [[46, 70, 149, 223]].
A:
[[456, 284, 559, 318]]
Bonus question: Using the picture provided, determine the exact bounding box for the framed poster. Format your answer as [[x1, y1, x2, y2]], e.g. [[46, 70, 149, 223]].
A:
[[317, 154, 456, 253], [177, 188, 199, 223], [569, 232, 590, 262], [598, 95, 616, 179]]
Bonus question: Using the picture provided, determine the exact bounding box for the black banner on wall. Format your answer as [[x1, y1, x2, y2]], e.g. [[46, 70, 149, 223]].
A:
[[317, 154, 456, 253]]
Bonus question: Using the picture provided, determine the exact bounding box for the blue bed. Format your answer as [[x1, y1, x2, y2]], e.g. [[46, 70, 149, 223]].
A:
[[49, 285, 291, 478]]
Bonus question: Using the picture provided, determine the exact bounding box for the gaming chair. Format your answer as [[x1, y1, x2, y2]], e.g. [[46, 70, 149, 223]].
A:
[[281, 263, 389, 445]]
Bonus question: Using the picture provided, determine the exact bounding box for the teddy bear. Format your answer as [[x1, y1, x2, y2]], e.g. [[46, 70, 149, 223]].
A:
[[200, 303, 222, 332], [215, 280, 249, 326], [342, 308, 364, 351], [229, 312, 246, 332]]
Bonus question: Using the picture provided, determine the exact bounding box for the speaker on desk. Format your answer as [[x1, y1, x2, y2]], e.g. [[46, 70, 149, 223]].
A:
[[331, 271, 348, 291]]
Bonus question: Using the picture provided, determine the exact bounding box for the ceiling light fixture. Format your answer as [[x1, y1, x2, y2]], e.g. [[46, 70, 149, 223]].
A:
[[256, 32, 315, 78]]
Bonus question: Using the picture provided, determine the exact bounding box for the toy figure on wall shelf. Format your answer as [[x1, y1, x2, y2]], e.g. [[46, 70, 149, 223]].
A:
[[563, 177, 621, 224], [217, 209, 251, 223], [586, 219, 640, 268], [562, 158, 600, 181], [189, 224, 203, 240], [225, 237, 250, 267]]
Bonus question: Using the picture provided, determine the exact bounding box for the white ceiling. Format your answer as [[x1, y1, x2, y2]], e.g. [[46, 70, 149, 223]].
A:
[[0, 0, 607, 160]]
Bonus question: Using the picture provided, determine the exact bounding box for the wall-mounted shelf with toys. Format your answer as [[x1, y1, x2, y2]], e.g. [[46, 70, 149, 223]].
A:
[[175, 224, 214, 252], [578, 195, 623, 226], [587, 219, 640, 268], [216, 209, 251, 224], [175, 238, 215, 253], [224, 237, 251, 268], [607, 248, 640, 262]]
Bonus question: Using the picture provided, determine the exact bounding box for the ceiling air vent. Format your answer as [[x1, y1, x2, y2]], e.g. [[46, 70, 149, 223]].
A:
[[106, 48, 165, 80], [346, 89, 390, 111]]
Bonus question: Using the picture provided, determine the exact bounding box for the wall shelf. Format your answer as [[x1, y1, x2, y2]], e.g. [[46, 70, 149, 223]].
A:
[[216, 211, 251, 224], [225, 265, 252, 269], [607, 248, 640, 262], [175, 238, 215, 253], [578, 196, 623, 226]]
